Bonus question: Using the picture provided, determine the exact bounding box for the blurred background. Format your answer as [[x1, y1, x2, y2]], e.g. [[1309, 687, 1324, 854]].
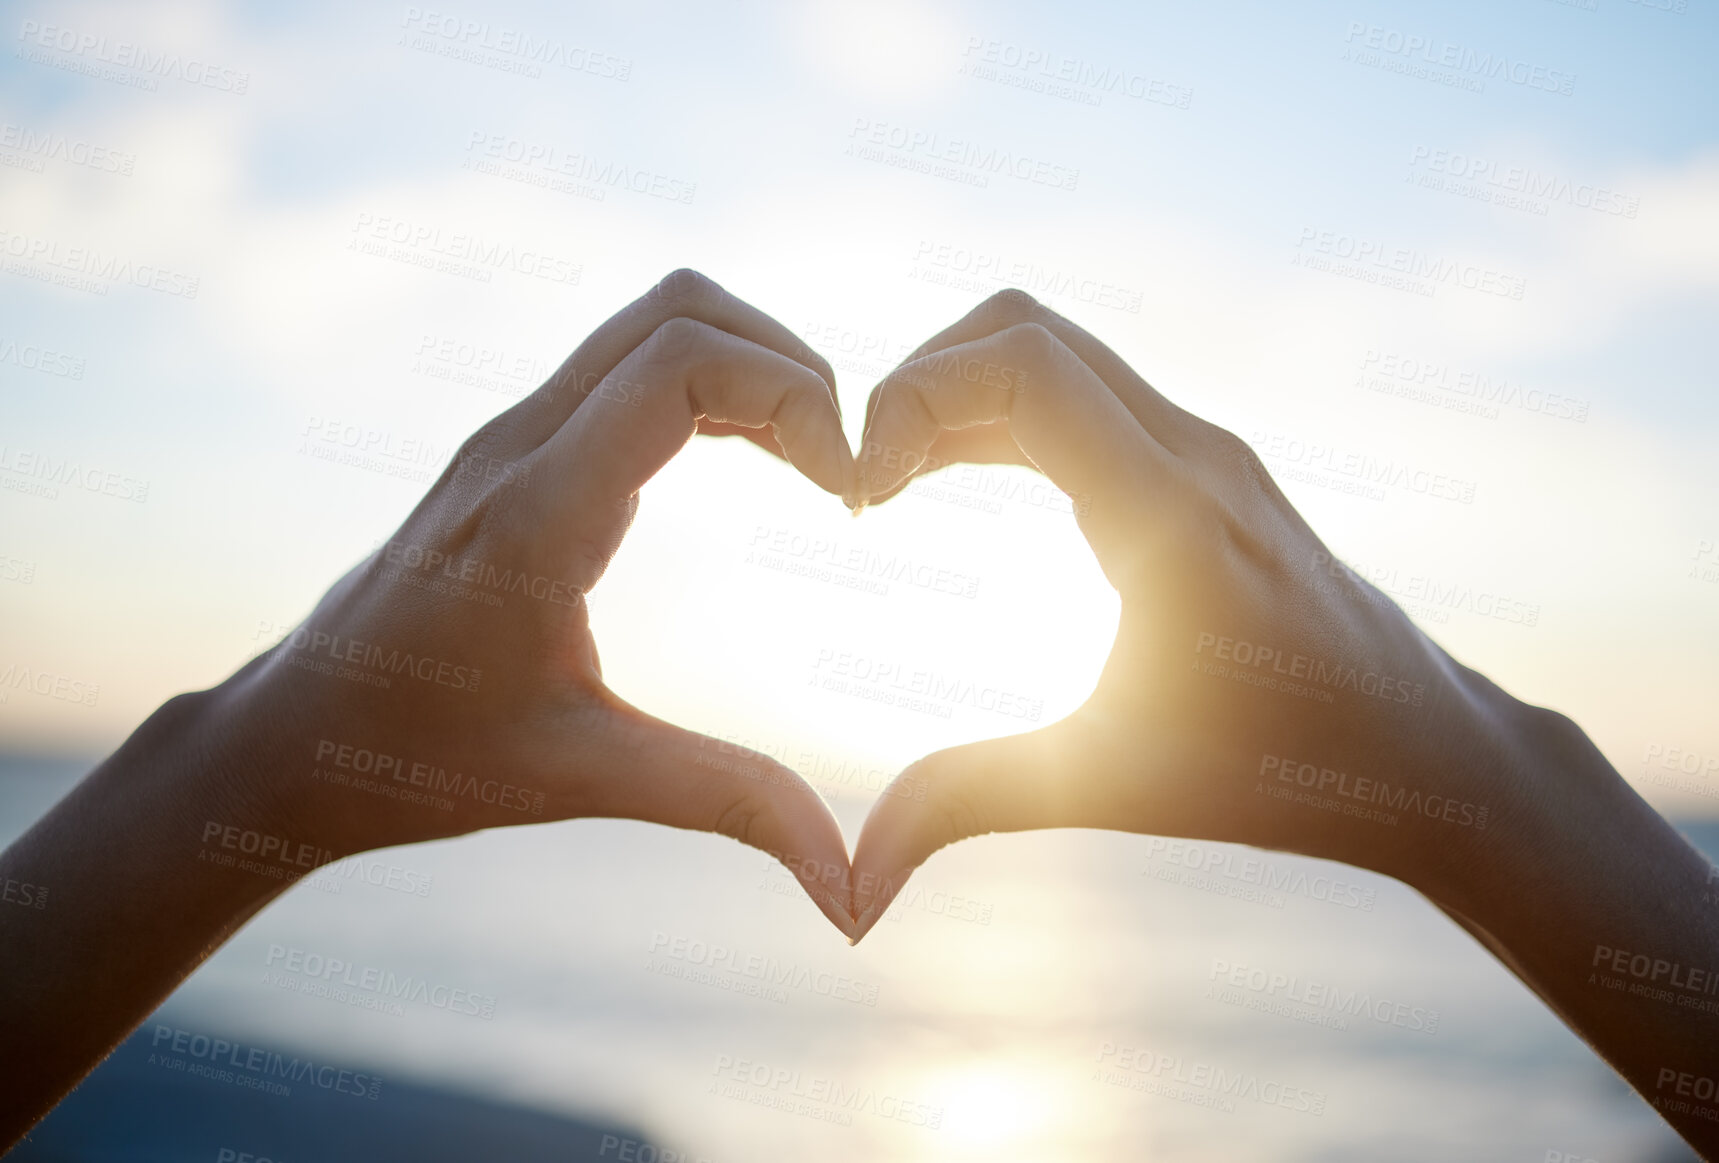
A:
[[2, 0, 1716, 1158]]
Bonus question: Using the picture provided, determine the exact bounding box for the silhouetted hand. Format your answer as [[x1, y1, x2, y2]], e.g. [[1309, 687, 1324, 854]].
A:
[[845, 289, 1529, 937], [223, 270, 859, 932]]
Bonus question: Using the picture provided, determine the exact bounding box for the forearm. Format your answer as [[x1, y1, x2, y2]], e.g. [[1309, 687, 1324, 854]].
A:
[[1429, 699, 1719, 1155], [0, 687, 302, 1151]]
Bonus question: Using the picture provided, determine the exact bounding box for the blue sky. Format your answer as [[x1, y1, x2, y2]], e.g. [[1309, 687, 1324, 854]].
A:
[[2, 0, 1717, 818]]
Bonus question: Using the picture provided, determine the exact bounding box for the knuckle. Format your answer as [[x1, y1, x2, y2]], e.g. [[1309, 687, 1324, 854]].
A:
[[711, 793, 765, 848], [568, 539, 621, 592], [453, 425, 498, 466], [1189, 425, 1288, 541], [654, 267, 719, 306], [796, 342, 837, 387], [920, 771, 987, 845], [984, 287, 1043, 320], [645, 315, 713, 363], [441, 423, 512, 489], [1001, 320, 1061, 364], [1205, 424, 1263, 475]]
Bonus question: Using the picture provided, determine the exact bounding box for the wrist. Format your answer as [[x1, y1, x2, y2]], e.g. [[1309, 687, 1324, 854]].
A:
[[123, 684, 327, 898], [196, 663, 376, 865], [1416, 682, 1629, 923]]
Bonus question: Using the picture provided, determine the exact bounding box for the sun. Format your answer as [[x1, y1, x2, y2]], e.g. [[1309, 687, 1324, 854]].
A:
[[934, 1062, 1056, 1151]]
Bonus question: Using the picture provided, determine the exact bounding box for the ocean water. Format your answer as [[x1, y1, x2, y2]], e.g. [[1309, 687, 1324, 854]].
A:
[[0, 752, 1705, 1162]]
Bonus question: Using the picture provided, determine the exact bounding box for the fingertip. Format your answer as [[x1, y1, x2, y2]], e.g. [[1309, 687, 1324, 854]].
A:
[[833, 422, 859, 506], [740, 775, 861, 939], [779, 429, 847, 500], [853, 894, 888, 943], [849, 858, 917, 940], [779, 367, 855, 501], [800, 874, 861, 942], [845, 469, 870, 515], [853, 458, 903, 507]]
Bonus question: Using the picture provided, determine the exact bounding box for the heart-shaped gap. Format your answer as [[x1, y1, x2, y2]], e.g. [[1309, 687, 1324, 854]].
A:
[[590, 434, 1121, 837]]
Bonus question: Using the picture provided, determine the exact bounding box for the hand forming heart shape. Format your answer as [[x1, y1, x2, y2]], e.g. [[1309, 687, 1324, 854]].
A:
[[817, 287, 1719, 1157], [233, 263, 1518, 953], [213, 269, 861, 934], [838, 291, 1517, 942], [11, 269, 1715, 1158], [215, 268, 1514, 948]]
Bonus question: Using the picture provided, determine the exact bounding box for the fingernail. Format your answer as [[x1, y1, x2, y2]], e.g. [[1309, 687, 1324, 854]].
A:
[[809, 881, 860, 941], [847, 864, 911, 943], [833, 426, 858, 509], [849, 901, 881, 944], [840, 466, 861, 513]]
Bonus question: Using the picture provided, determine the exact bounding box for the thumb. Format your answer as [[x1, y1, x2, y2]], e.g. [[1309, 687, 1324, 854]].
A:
[[575, 703, 857, 939], [848, 717, 1095, 943]]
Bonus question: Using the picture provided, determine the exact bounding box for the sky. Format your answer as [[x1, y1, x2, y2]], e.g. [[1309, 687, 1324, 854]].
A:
[[2, 0, 1717, 824], [4, 3, 1719, 1160]]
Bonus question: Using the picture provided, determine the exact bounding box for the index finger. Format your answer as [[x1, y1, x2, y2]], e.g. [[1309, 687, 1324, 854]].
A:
[[854, 323, 1172, 570], [494, 269, 841, 457], [889, 288, 1201, 454], [522, 319, 854, 592]]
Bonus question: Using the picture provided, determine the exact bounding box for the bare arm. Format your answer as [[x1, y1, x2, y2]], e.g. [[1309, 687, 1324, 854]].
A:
[[1431, 709, 1719, 1148]]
